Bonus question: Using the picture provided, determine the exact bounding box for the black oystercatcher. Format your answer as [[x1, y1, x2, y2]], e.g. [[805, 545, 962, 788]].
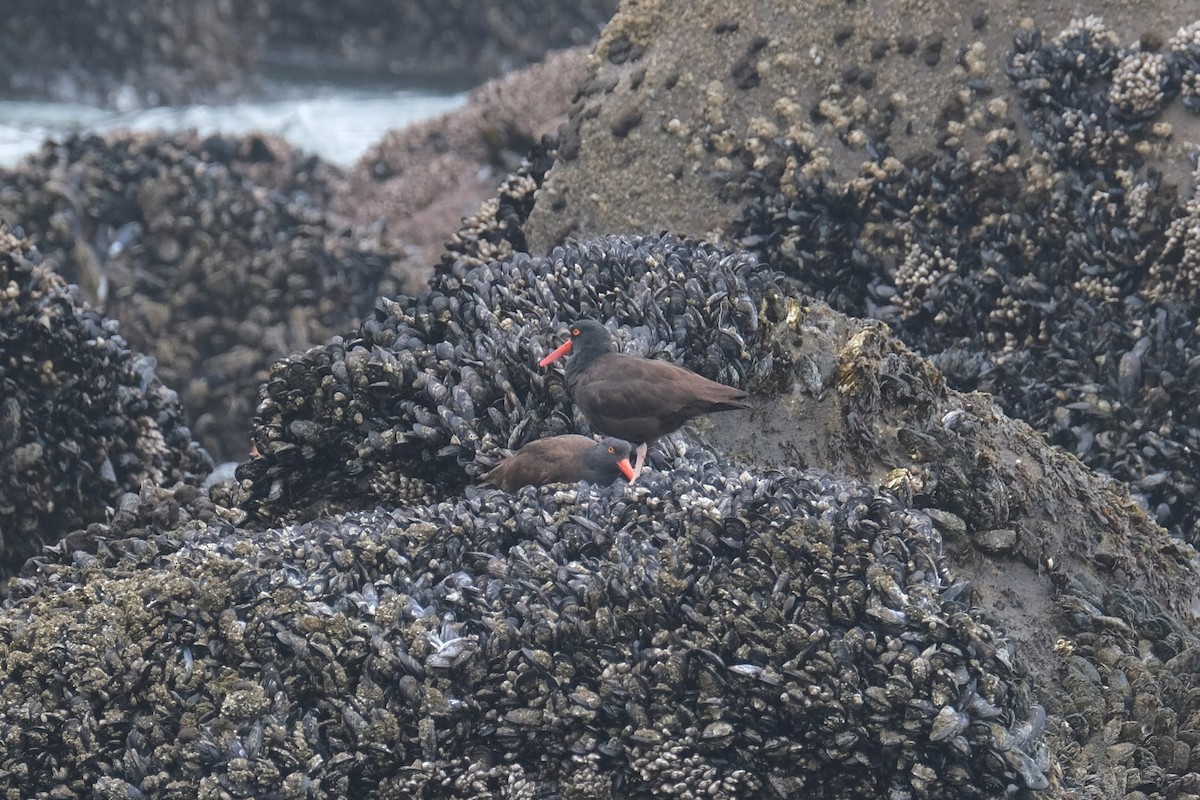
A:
[[482, 435, 636, 492], [539, 319, 750, 475]]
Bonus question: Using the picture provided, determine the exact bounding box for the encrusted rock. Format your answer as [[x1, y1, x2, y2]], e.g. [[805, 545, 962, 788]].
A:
[[734, 15, 1200, 548], [0, 132, 405, 462], [235, 233, 772, 523], [0, 224, 211, 579], [1, 460, 1051, 798]]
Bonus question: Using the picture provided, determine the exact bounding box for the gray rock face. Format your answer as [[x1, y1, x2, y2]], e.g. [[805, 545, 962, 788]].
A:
[[526, 0, 1200, 248]]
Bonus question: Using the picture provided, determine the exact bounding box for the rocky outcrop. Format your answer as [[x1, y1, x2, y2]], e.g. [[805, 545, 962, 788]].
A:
[[0, 464, 1051, 798], [2, 0, 1200, 797], [2, 234, 1065, 798], [525, 0, 1200, 551], [522, 0, 1200, 552], [233, 234, 772, 524], [733, 16, 1200, 554], [478, 184, 1200, 796], [0, 225, 211, 576], [525, 0, 1200, 245], [0, 132, 407, 463]]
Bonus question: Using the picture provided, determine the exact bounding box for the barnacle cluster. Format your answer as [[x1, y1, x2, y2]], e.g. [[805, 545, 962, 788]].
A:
[[0, 224, 210, 577], [235, 233, 771, 523], [0, 132, 403, 462], [1174, 22, 1200, 110], [736, 16, 1200, 545], [0, 459, 1050, 798]]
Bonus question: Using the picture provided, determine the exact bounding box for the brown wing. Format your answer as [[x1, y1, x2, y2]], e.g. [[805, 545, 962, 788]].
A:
[[481, 435, 594, 490], [573, 355, 748, 442]]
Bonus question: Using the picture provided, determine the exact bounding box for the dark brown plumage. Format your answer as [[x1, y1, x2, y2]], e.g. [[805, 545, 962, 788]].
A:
[[481, 434, 636, 492], [538, 320, 750, 474]]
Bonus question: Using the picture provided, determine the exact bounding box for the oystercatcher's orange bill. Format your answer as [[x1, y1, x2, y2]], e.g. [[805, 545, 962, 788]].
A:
[[538, 339, 573, 367], [616, 458, 636, 482]]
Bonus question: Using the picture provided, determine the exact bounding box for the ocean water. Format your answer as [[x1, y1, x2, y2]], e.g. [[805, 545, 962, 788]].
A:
[[0, 82, 468, 169]]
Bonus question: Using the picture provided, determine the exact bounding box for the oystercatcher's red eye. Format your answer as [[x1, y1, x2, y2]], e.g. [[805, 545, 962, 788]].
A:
[[572, 328, 581, 336]]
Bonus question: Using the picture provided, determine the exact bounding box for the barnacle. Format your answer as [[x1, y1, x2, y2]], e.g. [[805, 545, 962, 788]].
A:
[[735, 15, 1200, 548]]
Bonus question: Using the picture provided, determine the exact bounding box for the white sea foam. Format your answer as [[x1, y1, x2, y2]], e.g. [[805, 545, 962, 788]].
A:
[[0, 83, 467, 169]]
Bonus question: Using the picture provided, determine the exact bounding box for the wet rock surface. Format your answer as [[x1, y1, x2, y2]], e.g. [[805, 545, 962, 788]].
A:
[[0, 225, 211, 579], [0, 132, 405, 463], [522, 0, 1200, 552]]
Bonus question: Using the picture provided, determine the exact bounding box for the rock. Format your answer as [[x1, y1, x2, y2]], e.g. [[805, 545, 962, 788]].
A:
[[0, 0, 262, 106], [520, 0, 1200, 555], [0, 224, 211, 580], [336, 46, 592, 293], [3, 0, 1200, 796], [0, 131, 406, 463], [976, 528, 1018, 554], [441, 1, 1200, 794], [232, 223, 1199, 797], [3, 422, 1053, 798]]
